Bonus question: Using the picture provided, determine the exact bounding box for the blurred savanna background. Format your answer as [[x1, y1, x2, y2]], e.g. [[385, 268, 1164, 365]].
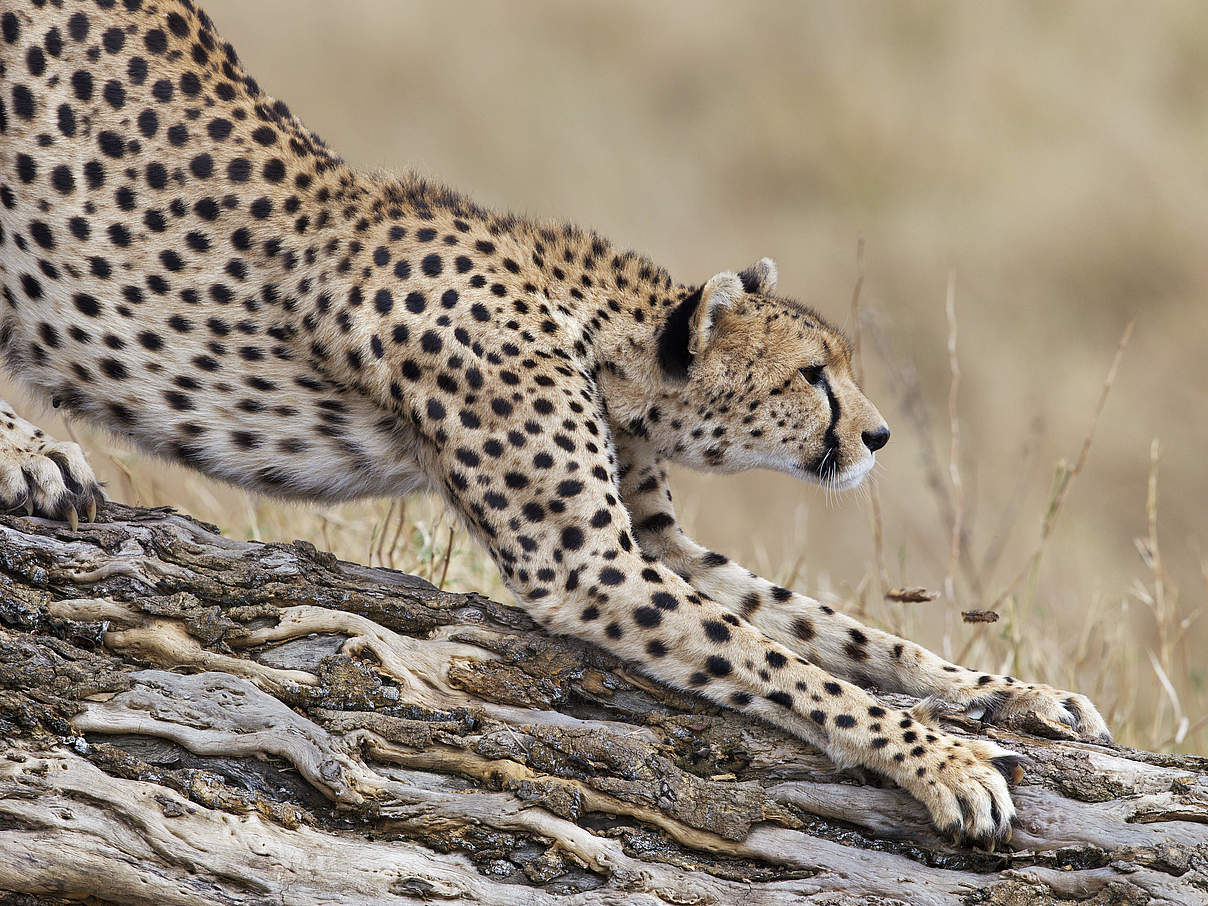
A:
[[3, 1, 1205, 751]]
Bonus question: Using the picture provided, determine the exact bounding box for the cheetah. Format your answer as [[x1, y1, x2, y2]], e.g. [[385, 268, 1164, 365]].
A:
[[0, 0, 1110, 846]]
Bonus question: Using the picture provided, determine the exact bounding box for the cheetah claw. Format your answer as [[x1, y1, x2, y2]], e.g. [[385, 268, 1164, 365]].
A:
[[0, 412, 104, 527], [969, 684, 1112, 744], [903, 736, 1024, 847]]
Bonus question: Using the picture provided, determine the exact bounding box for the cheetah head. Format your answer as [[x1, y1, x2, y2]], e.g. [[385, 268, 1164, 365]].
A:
[[617, 258, 889, 490]]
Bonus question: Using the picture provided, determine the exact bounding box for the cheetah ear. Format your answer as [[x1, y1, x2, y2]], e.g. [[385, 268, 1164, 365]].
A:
[[688, 271, 744, 356], [738, 257, 778, 294]]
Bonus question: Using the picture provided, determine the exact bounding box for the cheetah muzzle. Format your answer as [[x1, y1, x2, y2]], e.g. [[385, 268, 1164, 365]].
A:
[[0, 0, 1111, 847]]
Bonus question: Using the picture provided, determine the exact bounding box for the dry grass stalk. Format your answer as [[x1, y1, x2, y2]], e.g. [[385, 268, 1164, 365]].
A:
[[961, 610, 999, 623], [438, 525, 456, 590], [944, 271, 964, 603], [847, 239, 890, 597], [992, 317, 1136, 609]]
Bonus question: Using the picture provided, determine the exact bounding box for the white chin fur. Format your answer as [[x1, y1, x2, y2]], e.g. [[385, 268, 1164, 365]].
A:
[[799, 455, 874, 490]]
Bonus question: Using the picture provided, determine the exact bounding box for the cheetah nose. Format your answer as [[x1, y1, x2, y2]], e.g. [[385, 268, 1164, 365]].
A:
[[862, 425, 890, 453]]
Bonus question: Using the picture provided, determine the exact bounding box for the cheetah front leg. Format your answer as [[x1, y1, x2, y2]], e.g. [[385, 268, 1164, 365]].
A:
[[428, 402, 1024, 845], [616, 441, 1111, 743], [0, 401, 103, 526]]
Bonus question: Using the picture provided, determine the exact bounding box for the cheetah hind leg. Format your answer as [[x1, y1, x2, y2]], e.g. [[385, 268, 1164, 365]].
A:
[[0, 402, 103, 527]]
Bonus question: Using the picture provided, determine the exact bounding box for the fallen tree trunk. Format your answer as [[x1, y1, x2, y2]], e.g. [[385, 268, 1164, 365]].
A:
[[0, 502, 1205, 906]]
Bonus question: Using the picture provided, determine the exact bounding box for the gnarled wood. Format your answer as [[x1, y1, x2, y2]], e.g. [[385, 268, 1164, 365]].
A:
[[1, 503, 1205, 905]]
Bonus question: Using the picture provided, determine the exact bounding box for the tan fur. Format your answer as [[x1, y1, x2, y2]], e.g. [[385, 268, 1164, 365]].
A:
[[0, 0, 1108, 846]]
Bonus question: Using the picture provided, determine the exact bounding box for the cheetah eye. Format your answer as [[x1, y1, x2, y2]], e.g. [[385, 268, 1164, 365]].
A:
[[798, 365, 824, 386]]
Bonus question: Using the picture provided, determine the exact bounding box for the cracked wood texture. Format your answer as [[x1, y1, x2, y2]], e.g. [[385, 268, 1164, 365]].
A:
[[1, 503, 1205, 906]]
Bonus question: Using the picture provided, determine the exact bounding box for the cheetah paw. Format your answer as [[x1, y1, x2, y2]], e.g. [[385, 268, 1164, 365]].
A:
[[903, 736, 1024, 848], [970, 684, 1111, 744], [0, 408, 103, 527]]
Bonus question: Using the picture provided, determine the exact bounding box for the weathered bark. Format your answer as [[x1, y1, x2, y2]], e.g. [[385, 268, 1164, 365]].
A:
[[0, 503, 1205, 906]]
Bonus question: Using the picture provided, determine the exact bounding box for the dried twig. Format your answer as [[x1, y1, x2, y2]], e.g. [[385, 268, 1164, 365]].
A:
[[886, 587, 939, 603]]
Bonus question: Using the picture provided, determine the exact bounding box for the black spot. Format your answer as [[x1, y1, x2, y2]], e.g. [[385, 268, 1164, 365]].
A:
[[421, 253, 442, 276], [231, 431, 262, 450], [561, 526, 584, 550], [29, 221, 54, 249], [702, 620, 731, 643], [190, 153, 214, 178], [71, 70, 93, 101], [101, 26, 125, 54], [127, 56, 147, 84], [633, 607, 661, 628], [97, 131, 124, 158], [137, 109, 158, 137], [767, 691, 793, 708], [15, 155, 36, 184], [834, 714, 857, 729], [208, 117, 233, 141], [103, 79, 125, 109], [20, 275, 43, 299], [26, 46, 46, 77], [99, 357, 128, 380], [263, 158, 286, 183], [1, 11, 17, 44], [650, 592, 678, 611], [12, 84, 35, 119], [58, 104, 78, 137], [66, 13, 88, 42], [166, 12, 189, 37], [145, 161, 167, 188], [705, 655, 732, 677], [144, 28, 167, 54], [194, 198, 219, 220]]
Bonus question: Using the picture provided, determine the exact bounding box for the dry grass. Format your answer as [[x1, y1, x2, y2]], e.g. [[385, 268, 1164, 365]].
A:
[[3, 1, 1204, 752]]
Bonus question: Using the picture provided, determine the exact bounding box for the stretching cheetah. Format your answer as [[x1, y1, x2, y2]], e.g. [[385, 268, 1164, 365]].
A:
[[0, 0, 1109, 845]]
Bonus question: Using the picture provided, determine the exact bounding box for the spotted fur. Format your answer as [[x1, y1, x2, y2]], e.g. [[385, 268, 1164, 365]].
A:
[[0, 0, 1109, 845]]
